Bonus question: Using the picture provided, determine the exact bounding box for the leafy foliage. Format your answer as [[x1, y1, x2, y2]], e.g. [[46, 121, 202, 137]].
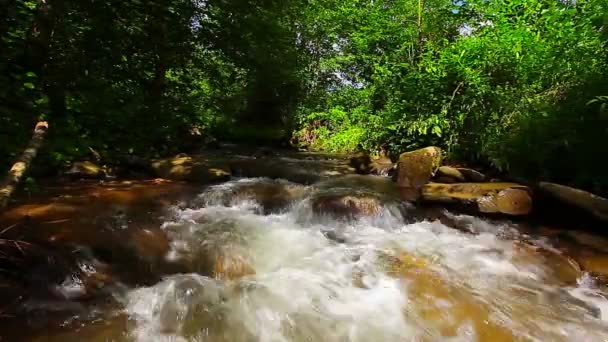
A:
[[294, 0, 608, 192], [1, 0, 607, 192]]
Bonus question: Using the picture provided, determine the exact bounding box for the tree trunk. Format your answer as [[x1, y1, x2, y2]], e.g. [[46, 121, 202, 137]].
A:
[[0, 121, 49, 209]]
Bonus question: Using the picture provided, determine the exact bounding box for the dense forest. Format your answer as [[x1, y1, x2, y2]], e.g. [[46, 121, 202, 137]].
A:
[[2, 0, 608, 192]]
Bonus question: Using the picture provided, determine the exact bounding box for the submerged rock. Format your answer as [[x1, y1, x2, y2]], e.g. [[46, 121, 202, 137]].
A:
[[379, 250, 517, 341], [164, 219, 256, 281], [421, 182, 533, 216], [511, 241, 582, 285], [396, 146, 443, 201], [196, 179, 310, 213], [151, 155, 231, 183], [538, 182, 608, 223]]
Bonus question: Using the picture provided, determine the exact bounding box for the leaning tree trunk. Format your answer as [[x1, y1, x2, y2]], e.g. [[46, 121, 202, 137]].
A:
[[0, 121, 49, 209]]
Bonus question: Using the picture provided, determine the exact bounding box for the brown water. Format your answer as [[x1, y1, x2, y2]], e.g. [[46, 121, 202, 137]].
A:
[[1, 169, 608, 341]]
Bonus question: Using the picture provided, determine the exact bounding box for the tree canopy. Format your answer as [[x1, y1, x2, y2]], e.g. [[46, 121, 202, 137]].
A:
[[1, 0, 607, 191]]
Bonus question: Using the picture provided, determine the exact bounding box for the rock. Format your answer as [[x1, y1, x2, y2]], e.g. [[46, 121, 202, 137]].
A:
[[151, 155, 231, 183], [65, 161, 106, 179], [130, 228, 171, 265], [433, 176, 458, 184], [379, 250, 517, 340], [436, 166, 465, 182], [511, 241, 582, 284], [311, 192, 385, 218], [538, 182, 608, 223], [396, 146, 443, 201], [349, 152, 372, 174], [457, 168, 487, 182], [574, 253, 608, 277], [370, 156, 394, 176], [421, 182, 533, 216], [197, 179, 310, 213]]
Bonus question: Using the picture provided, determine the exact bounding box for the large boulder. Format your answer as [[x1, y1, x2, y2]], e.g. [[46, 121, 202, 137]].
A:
[[396, 146, 443, 201], [538, 182, 608, 223], [151, 155, 231, 183], [421, 182, 533, 216]]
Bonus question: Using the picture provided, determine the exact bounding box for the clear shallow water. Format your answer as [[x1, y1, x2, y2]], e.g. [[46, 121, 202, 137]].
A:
[[121, 178, 608, 341]]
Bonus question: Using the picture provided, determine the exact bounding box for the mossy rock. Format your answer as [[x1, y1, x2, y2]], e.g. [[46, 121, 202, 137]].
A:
[[151, 155, 231, 183], [396, 146, 443, 200]]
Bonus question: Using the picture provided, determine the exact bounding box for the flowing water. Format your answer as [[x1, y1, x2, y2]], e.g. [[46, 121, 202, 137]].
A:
[[2, 175, 608, 341]]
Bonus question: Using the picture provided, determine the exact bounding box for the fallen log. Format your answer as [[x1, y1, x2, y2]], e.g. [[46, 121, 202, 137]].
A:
[[0, 121, 49, 209]]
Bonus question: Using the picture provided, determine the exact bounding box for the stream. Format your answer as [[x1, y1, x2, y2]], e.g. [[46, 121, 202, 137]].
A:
[[1, 155, 608, 341]]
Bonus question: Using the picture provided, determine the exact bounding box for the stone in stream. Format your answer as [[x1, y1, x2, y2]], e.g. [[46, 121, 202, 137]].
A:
[[378, 250, 517, 341], [65, 161, 108, 179], [164, 220, 256, 281], [435, 166, 465, 182], [196, 179, 310, 213], [370, 156, 394, 176], [396, 146, 443, 201], [433, 176, 459, 184], [151, 155, 231, 183], [538, 182, 608, 223], [421, 182, 533, 216], [311, 193, 386, 218], [511, 241, 582, 284], [349, 151, 372, 174], [573, 253, 608, 278], [457, 167, 487, 182]]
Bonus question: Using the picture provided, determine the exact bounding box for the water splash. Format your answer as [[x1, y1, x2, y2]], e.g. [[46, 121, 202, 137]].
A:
[[124, 178, 608, 341]]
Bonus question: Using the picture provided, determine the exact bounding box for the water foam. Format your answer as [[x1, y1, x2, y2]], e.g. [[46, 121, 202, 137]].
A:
[[124, 178, 608, 341]]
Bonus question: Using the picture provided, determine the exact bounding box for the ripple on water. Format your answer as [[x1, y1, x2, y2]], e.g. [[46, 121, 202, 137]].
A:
[[122, 178, 608, 341]]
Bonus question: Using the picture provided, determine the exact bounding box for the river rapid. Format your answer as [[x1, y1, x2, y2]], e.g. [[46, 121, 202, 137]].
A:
[[1, 173, 608, 341]]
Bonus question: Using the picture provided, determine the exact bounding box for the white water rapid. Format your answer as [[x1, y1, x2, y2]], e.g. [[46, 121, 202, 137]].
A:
[[123, 177, 608, 342]]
